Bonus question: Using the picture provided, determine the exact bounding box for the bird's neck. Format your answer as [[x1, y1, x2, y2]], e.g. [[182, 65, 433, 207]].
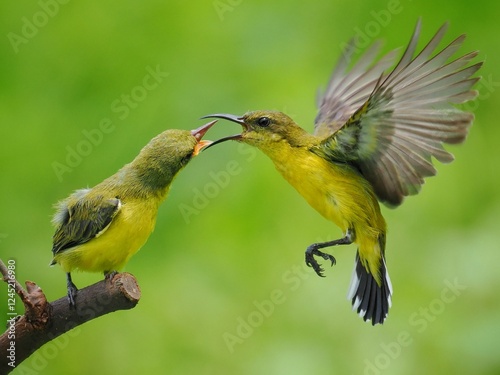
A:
[[253, 140, 312, 198], [257, 132, 319, 168], [107, 156, 179, 202], [133, 162, 176, 198]]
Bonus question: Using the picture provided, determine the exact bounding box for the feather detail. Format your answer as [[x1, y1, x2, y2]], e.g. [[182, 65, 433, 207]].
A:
[[315, 39, 398, 138], [315, 20, 481, 206], [52, 192, 122, 255]]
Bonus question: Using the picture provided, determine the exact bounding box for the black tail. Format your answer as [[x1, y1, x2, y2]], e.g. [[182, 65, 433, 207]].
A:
[[347, 251, 392, 325]]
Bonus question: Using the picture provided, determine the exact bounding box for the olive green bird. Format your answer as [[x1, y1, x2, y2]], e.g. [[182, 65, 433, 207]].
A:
[[204, 21, 481, 324], [51, 121, 216, 306]]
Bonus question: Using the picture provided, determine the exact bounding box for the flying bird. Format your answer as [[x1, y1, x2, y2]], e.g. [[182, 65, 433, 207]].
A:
[[203, 20, 481, 324]]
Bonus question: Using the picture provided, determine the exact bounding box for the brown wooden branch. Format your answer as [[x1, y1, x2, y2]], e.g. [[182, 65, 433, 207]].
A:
[[0, 260, 28, 304], [0, 259, 140, 374]]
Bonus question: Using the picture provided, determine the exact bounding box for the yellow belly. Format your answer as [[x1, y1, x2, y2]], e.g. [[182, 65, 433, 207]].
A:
[[272, 150, 387, 279], [54, 199, 159, 273], [270, 148, 386, 238]]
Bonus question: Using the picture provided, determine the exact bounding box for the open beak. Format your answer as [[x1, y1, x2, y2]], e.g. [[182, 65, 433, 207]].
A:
[[191, 120, 217, 156], [200, 113, 247, 151]]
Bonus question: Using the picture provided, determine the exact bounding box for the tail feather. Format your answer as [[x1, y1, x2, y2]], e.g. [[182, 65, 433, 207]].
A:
[[347, 252, 392, 325]]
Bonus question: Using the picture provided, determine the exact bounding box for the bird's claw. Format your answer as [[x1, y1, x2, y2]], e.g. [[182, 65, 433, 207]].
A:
[[104, 270, 118, 282], [305, 248, 336, 277]]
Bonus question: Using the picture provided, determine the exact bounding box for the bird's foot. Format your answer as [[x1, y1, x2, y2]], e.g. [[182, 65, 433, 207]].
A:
[[104, 270, 118, 283], [67, 285, 77, 308], [305, 246, 336, 277], [66, 273, 78, 308], [304, 232, 353, 277]]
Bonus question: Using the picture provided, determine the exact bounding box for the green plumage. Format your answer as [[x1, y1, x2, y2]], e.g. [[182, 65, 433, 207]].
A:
[[51, 123, 215, 306]]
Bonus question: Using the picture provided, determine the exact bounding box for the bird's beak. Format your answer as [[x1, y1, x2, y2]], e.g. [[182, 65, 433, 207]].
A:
[[191, 120, 217, 156], [200, 113, 247, 151]]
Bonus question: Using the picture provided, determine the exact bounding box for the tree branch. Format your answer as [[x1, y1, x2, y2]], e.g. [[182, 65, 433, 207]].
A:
[[0, 259, 141, 374]]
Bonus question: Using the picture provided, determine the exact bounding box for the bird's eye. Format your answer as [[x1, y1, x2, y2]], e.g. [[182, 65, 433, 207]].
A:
[[257, 117, 270, 127]]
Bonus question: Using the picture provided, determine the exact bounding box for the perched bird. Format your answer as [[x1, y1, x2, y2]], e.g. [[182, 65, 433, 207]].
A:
[[203, 20, 481, 324], [51, 121, 216, 306]]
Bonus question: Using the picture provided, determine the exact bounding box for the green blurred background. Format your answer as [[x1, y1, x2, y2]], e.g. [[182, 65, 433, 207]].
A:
[[1, 0, 499, 374]]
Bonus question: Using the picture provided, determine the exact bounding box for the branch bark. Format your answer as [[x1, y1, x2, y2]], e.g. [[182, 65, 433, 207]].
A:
[[0, 259, 140, 374]]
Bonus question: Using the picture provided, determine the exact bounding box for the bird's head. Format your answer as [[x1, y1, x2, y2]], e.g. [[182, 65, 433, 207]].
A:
[[130, 120, 216, 192], [140, 120, 216, 167], [202, 111, 313, 151]]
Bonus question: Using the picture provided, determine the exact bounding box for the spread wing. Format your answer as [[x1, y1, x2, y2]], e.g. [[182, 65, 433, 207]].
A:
[[52, 188, 122, 255], [314, 20, 481, 207], [314, 38, 398, 138]]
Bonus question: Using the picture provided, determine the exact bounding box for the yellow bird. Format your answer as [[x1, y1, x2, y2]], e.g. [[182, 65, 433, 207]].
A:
[[51, 121, 216, 306], [203, 21, 481, 324]]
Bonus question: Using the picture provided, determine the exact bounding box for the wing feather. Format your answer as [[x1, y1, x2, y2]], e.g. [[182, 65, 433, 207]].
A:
[[314, 20, 481, 206], [52, 190, 122, 255], [315, 38, 398, 138]]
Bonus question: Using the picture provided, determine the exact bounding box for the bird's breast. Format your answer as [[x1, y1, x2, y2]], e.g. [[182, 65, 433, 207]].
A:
[[268, 148, 383, 233], [56, 198, 160, 273]]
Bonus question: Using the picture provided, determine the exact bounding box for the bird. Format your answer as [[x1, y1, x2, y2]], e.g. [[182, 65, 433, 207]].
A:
[[50, 120, 217, 307], [202, 20, 481, 325]]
